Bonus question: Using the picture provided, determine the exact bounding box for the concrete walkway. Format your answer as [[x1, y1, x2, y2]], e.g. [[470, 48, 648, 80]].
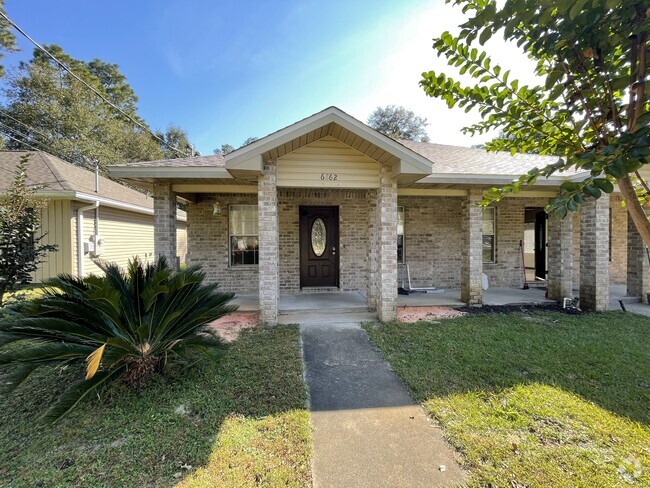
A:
[[298, 313, 465, 488]]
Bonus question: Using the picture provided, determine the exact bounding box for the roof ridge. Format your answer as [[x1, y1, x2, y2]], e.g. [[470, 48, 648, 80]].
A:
[[35, 151, 68, 191]]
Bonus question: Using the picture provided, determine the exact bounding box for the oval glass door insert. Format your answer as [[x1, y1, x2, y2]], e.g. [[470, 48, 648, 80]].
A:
[[311, 218, 327, 256]]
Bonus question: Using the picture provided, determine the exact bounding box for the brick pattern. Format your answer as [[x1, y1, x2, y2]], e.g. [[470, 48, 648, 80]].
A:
[[186, 193, 258, 293], [572, 196, 627, 288], [397, 196, 463, 288], [258, 161, 279, 325], [375, 166, 398, 321], [627, 215, 650, 303], [153, 184, 177, 270], [461, 190, 483, 305], [580, 194, 610, 311], [609, 196, 628, 284], [278, 189, 370, 293], [547, 214, 573, 300]]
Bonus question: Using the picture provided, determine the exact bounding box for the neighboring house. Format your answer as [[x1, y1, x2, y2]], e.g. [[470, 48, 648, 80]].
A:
[[0, 151, 187, 281], [109, 107, 649, 324]]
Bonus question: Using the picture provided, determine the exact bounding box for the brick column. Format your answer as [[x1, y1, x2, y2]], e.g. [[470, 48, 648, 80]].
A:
[[376, 166, 398, 321], [258, 161, 279, 325], [627, 216, 650, 303], [153, 183, 177, 270], [461, 190, 483, 306], [580, 194, 609, 311], [367, 189, 378, 309], [547, 214, 574, 300]]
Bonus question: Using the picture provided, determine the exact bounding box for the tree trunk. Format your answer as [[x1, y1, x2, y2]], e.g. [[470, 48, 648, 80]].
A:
[[619, 174, 650, 246]]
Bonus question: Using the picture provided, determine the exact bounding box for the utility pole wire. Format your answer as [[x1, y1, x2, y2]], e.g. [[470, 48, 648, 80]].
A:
[[0, 108, 50, 140], [3, 131, 42, 152], [0, 120, 50, 151], [0, 120, 73, 162], [0, 11, 187, 158]]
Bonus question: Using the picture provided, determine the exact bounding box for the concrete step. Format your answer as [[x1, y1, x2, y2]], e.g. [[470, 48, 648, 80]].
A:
[[279, 306, 372, 316]]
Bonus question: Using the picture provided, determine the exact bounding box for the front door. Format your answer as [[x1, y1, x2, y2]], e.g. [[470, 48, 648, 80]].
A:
[[299, 206, 339, 288], [534, 210, 548, 280]]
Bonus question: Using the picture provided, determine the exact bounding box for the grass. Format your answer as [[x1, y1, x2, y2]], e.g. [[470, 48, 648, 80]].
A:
[[1, 284, 46, 306], [364, 311, 650, 487], [0, 325, 312, 488]]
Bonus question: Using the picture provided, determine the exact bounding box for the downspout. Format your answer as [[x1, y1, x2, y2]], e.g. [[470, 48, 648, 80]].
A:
[[77, 201, 99, 277]]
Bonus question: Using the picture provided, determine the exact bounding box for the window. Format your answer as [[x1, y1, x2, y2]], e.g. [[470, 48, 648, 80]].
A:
[[482, 207, 496, 263], [397, 206, 405, 264], [229, 205, 258, 266]]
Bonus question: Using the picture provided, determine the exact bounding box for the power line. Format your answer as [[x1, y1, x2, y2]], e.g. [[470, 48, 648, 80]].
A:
[[0, 109, 50, 140], [0, 121, 50, 151], [3, 131, 42, 152], [0, 120, 71, 161], [0, 11, 188, 158]]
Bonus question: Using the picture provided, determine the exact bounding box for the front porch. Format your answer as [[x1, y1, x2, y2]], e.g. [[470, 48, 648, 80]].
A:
[[231, 284, 650, 317]]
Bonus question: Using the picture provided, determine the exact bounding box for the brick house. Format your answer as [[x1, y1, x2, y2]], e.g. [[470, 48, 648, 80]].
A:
[[109, 107, 649, 324]]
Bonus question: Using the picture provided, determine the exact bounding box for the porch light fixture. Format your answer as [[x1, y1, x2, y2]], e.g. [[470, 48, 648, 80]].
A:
[[213, 202, 221, 215]]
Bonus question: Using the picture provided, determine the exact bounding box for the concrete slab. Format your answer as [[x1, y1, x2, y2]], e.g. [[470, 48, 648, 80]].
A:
[[280, 291, 369, 314], [301, 320, 465, 488], [397, 286, 553, 307]]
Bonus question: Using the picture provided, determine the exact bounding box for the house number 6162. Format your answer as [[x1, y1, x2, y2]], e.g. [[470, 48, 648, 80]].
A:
[[321, 173, 338, 181]]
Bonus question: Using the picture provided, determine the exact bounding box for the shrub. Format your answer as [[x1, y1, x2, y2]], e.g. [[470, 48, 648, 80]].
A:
[[0, 257, 236, 421]]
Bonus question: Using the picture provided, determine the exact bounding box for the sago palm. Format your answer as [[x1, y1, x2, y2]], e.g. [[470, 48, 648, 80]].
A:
[[0, 257, 236, 421]]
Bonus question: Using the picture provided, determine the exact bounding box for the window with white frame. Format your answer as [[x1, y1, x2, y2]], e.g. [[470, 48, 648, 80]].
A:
[[397, 206, 405, 264], [229, 205, 259, 266], [482, 207, 496, 263]]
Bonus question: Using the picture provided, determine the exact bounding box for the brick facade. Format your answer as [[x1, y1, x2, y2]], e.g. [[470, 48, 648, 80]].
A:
[[187, 193, 259, 293], [580, 194, 610, 311], [627, 215, 650, 303], [153, 183, 178, 270], [185, 189, 630, 317], [460, 190, 483, 305], [258, 161, 280, 325], [278, 188, 371, 294], [547, 213, 573, 300], [375, 166, 398, 320]]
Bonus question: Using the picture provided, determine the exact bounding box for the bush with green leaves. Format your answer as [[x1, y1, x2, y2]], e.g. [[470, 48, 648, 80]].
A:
[[0, 257, 236, 421]]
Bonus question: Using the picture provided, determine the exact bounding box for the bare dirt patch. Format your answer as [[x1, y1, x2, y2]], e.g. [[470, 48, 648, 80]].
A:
[[397, 306, 466, 323], [209, 312, 260, 342]]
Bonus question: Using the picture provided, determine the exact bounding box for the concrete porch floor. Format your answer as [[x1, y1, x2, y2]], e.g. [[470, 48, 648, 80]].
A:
[[232, 284, 650, 316]]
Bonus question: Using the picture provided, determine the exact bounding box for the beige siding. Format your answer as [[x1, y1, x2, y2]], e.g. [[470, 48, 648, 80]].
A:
[[277, 136, 379, 189], [72, 205, 155, 276], [177, 221, 187, 264], [33, 200, 74, 282]]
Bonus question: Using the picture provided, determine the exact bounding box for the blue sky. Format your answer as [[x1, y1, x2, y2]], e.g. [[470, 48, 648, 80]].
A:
[[3, 0, 535, 155]]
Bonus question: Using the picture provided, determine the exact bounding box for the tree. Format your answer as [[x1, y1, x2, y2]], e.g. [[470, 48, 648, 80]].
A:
[[213, 137, 258, 155], [0, 154, 57, 306], [420, 0, 650, 246], [1, 45, 193, 170], [367, 105, 431, 142], [0, 0, 17, 77], [213, 144, 235, 156], [156, 124, 193, 159]]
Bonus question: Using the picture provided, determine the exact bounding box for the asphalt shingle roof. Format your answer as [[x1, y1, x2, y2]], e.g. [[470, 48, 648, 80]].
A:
[[398, 140, 561, 175], [110, 154, 225, 168], [0, 151, 154, 208]]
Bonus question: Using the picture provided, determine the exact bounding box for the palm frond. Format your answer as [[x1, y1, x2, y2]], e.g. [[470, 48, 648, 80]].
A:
[[0, 363, 41, 393], [42, 365, 126, 423]]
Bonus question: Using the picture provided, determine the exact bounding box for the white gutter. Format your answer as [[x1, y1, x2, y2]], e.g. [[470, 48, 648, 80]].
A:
[[76, 200, 99, 277]]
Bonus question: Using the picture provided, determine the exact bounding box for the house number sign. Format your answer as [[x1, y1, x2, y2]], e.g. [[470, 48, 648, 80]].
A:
[[320, 173, 338, 181]]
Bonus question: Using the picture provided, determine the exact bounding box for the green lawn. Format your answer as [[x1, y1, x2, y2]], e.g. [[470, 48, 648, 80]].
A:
[[364, 311, 650, 487], [0, 325, 312, 488]]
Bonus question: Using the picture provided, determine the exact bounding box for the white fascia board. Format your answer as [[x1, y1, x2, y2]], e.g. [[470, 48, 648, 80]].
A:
[[420, 173, 569, 186], [225, 107, 433, 174], [75, 191, 153, 215], [108, 166, 232, 179]]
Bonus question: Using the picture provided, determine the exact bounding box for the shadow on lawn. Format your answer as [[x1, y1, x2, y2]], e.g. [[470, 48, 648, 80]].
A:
[[0, 325, 311, 488], [366, 311, 650, 425]]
